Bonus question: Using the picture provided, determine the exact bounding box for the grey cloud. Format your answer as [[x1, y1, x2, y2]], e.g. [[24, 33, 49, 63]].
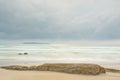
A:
[[0, 0, 120, 40]]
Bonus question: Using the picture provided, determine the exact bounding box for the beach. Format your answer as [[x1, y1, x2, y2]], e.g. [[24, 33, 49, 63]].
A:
[[0, 63, 120, 80], [0, 44, 120, 80], [0, 67, 120, 80], [0, 0, 120, 79]]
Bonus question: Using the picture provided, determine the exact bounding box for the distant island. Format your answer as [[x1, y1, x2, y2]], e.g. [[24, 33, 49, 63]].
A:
[[23, 42, 49, 44]]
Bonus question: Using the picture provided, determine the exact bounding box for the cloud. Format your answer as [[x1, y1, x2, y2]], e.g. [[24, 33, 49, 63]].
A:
[[0, 0, 120, 40]]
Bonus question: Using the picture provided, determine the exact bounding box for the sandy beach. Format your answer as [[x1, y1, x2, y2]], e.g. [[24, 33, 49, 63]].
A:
[[0, 67, 120, 80]]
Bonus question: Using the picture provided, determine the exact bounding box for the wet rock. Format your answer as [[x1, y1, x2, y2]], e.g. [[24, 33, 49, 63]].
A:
[[1, 65, 29, 71], [105, 68, 120, 73], [18, 53, 22, 55], [29, 66, 37, 70], [1, 63, 106, 75], [37, 63, 106, 75], [24, 52, 28, 55]]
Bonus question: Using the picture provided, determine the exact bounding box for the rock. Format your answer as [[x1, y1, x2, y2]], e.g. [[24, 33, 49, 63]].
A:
[[1, 63, 106, 75], [1, 65, 29, 71], [105, 68, 120, 73], [18, 53, 22, 55], [29, 66, 37, 70], [24, 52, 28, 55], [37, 63, 106, 75]]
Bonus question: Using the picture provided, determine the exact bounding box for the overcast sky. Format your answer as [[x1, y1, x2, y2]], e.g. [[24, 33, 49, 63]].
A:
[[0, 0, 120, 41]]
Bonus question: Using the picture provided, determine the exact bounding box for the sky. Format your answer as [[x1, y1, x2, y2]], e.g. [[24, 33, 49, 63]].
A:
[[0, 0, 120, 42]]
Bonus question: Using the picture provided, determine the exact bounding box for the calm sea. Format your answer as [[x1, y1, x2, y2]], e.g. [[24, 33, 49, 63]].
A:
[[0, 44, 120, 66]]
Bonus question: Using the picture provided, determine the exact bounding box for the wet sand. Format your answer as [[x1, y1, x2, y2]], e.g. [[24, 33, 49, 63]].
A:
[[0, 67, 120, 80]]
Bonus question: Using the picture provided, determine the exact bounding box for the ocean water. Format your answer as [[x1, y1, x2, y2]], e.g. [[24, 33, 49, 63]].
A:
[[0, 43, 120, 66]]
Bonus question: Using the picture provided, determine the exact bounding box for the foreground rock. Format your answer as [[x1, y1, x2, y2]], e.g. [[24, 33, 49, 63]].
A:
[[1, 63, 106, 75], [36, 63, 106, 75], [105, 68, 120, 73]]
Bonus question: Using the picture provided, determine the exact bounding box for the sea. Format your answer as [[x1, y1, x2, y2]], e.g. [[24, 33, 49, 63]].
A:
[[0, 43, 120, 66]]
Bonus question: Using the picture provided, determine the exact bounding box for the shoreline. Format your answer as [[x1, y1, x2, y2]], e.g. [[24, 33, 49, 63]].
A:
[[0, 68, 120, 80], [0, 59, 120, 67], [0, 63, 120, 80]]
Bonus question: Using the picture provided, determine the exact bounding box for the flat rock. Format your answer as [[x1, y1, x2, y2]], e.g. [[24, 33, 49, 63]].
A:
[[1, 63, 106, 75], [105, 68, 120, 73]]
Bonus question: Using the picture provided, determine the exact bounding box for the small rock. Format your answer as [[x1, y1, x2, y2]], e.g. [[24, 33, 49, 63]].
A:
[[18, 53, 22, 55], [24, 52, 28, 55]]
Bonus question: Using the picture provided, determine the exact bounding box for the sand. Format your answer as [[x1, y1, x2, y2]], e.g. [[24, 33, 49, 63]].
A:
[[0, 68, 120, 80]]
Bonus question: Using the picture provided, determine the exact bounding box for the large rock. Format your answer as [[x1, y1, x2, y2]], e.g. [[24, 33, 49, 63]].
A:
[[1, 63, 106, 75], [105, 68, 120, 73], [36, 63, 105, 75], [1, 65, 29, 70]]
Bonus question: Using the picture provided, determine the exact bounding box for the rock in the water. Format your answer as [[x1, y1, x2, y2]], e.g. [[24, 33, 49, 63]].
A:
[[1, 63, 106, 75], [18, 53, 22, 55], [24, 52, 28, 55]]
